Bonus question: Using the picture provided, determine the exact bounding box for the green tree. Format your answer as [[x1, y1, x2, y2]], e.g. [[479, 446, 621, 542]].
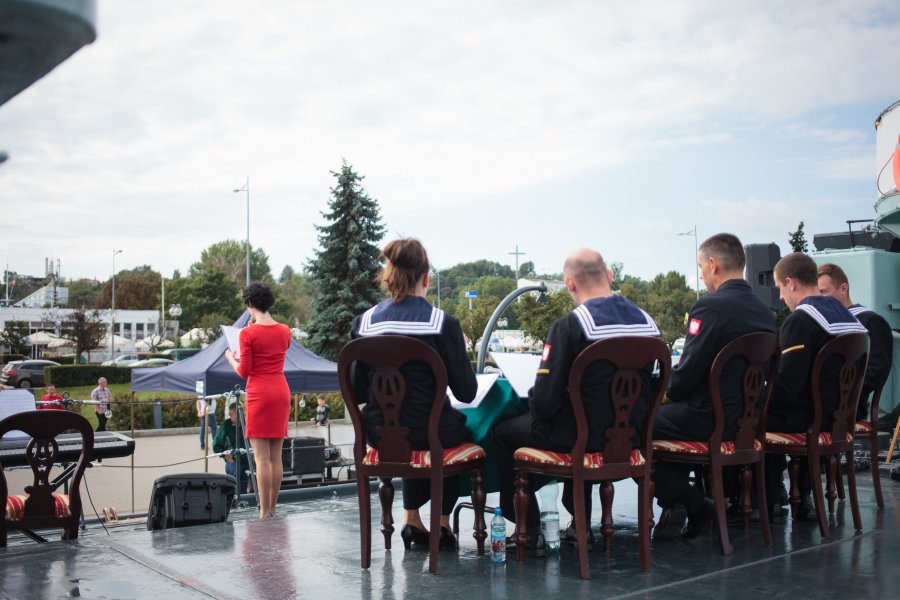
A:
[[194, 312, 231, 341], [609, 261, 625, 291], [643, 271, 696, 344], [448, 295, 501, 359], [59, 309, 105, 361], [517, 261, 536, 278], [167, 270, 243, 330], [788, 221, 808, 253], [517, 290, 576, 345], [95, 265, 161, 310], [473, 275, 515, 301], [305, 160, 386, 360], [273, 267, 314, 328], [65, 278, 100, 308], [190, 239, 272, 287], [0, 320, 29, 354]]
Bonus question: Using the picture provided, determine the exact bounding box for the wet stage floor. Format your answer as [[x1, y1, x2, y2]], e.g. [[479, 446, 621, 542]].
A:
[[1, 470, 897, 599]]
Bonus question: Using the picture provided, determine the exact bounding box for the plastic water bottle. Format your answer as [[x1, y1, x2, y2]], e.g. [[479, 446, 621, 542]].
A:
[[490, 507, 506, 564], [538, 481, 560, 552]]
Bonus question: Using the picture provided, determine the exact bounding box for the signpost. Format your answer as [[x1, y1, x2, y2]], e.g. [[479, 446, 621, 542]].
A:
[[465, 290, 478, 311]]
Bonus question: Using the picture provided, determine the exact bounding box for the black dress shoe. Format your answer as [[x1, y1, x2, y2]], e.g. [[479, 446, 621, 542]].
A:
[[439, 526, 457, 551], [400, 524, 430, 549], [797, 495, 818, 521], [653, 504, 688, 540], [682, 498, 715, 539]]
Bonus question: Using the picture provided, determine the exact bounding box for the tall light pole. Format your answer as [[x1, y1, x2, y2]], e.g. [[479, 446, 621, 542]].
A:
[[110, 249, 122, 358], [169, 304, 182, 349], [678, 226, 700, 300], [233, 177, 250, 287]]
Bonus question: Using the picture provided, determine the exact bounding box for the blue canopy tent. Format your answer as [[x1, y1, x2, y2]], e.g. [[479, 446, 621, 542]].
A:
[[130, 312, 338, 394]]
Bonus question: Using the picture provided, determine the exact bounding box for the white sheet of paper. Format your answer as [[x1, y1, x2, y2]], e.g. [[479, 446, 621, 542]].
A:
[[221, 325, 242, 360], [448, 373, 499, 410], [489, 352, 541, 398], [0, 389, 37, 440]]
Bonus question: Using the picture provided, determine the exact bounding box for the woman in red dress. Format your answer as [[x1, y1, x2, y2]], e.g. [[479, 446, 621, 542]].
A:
[[225, 282, 291, 518]]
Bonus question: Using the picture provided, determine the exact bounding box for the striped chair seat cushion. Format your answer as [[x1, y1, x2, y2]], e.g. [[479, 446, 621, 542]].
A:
[[5, 494, 72, 522], [513, 447, 645, 468], [854, 420, 873, 433], [765, 431, 853, 447], [363, 442, 485, 468], [652, 439, 763, 455]]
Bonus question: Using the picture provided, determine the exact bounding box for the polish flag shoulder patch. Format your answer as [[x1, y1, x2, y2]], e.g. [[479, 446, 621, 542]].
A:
[[542, 344, 552, 362], [688, 318, 702, 336]]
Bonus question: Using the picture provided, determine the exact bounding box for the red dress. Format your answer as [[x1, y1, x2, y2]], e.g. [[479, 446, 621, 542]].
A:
[[235, 322, 291, 438]]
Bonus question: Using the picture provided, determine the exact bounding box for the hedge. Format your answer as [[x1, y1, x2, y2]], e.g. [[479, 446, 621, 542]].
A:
[[46, 365, 134, 387]]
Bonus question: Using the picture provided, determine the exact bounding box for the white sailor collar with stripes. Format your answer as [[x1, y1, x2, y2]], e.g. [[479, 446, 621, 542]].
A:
[[572, 295, 660, 341], [356, 296, 445, 337], [848, 304, 873, 317], [795, 296, 867, 336]]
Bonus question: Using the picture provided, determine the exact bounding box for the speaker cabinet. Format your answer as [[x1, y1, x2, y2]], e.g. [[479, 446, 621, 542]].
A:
[[282, 436, 325, 475], [744, 243, 784, 311], [147, 473, 236, 530]]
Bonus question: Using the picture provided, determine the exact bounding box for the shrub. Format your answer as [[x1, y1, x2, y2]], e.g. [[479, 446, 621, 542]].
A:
[[46, 365, 134, 387], [108, 393, 223, 430]]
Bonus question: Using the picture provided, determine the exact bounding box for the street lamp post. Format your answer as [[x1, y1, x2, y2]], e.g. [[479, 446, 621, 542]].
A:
[[678, 226, 700, 300], [110, 249, 122, 359], [476, 282, 547, 373], [233, 177, 250, 287], [169, 304, 182, 349]]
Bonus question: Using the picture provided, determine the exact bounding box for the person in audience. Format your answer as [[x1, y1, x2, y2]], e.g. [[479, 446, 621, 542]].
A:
[[763, 253, 867, 518], [652, 233, 776, 539], [817, 263, 894, 420], [492, 247, 661, 555], [214, 399, 249, 494], [91, 377, 111, 431], [350, 238, 477, 551], [38, 384, 66, 410]]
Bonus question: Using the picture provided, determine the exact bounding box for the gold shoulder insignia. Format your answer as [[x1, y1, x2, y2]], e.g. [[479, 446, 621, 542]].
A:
[[782, 344, 805, 355]]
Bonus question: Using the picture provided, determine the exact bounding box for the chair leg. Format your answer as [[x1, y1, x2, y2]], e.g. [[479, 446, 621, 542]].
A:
[[637, 476, 652, 571], [834, 458, 845, 501], [870, 430, 884, 509], [754, 461, 772, 547], [825, 454, 838, 514], [709, 468, 732, 556], [648, 478, 656, 532], [358, 475, 372, 569], [429, 475, 441, 574], [574, 476, 590, 580], [808, 453, 829, 538], [378, 478, 395, 549], [513, 469, 530, 563], [599, 481, 614, 553], [471, 469, 487, 555], [739, 466, 752, 531], [845, 449, 863, 531], [787, 456, 801, 520]]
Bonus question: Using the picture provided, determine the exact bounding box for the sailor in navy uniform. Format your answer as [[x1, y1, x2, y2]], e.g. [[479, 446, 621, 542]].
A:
[[492, 248, 660, 544], [764, 254, 868, 511], [651, 234, 776, 539], [818, 263, 894, 420], [349, 238, 476, 548], [351, 296, 476, 522]]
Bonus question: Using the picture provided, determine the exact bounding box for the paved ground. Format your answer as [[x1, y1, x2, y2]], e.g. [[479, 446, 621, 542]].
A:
[[3, 419, 356, 517]]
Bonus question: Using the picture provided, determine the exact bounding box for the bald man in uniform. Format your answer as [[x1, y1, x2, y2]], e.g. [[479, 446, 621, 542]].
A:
[[818, 263, 894, 421], [651, 233, 776, 539], [492, 247, 660, 554]]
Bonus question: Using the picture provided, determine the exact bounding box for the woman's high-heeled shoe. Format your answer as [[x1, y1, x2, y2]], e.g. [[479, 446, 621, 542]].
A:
[[439, 526, 457, 551], [400, 524, 430, 549]]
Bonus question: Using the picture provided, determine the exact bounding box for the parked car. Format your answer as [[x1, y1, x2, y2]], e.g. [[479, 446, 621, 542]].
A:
[[130, 358, 174, 368], [2, 359, 61, 388], [160, 348, 201, 361], [671, 337, 686, 367], [101, 354, 141, 366]]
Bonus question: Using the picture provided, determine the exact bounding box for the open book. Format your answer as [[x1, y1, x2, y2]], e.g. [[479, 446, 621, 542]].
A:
[[448, 373, 499, 410], [489, 352, 541, 399], [221, 325, 242, 360]]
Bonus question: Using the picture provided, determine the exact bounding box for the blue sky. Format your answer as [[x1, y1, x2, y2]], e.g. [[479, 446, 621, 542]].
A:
[[2, 1, 899, 289]]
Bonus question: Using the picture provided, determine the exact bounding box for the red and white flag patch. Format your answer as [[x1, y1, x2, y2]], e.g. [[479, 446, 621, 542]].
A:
[[688, 318, 702, 336], [542, 344, 552, 363]]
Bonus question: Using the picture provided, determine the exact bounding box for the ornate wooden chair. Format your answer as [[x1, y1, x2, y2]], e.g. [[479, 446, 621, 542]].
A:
[[1, 409, 94, 546], [337, 335, 487, 574], [763, 333, 868, 538], [651, 332, 779, 555], [512, 336, 670, 579], [834, 385, 886, 508]]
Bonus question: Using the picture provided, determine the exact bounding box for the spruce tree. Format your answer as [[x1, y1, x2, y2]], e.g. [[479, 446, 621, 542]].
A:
[[305, 160, 386, 360]]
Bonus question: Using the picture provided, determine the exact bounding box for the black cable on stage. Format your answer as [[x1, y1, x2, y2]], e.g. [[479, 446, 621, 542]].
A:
[[81, 472, 110, 536]]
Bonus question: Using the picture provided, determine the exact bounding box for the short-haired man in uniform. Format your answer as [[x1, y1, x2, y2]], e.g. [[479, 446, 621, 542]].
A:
[[817, 263, 894, 420], [493, 247, 660, 554], [763, 253, 867, 517], [652, 233, 776, 539]]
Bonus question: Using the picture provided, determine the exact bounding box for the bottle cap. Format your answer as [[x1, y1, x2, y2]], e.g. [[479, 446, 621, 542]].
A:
[[494, 507, 502, 516]]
